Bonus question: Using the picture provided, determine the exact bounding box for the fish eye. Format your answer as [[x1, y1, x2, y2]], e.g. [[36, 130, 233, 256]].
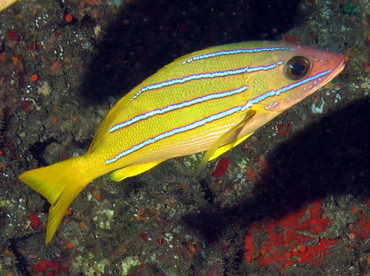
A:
[[284, 56, 311, 80]]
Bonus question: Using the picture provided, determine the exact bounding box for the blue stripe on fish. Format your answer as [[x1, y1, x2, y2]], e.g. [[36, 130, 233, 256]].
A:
[[182, 47, 293, 64], [110, 85, 248, 133], [132, 60, 284, 99], [106, 105, 244, 164], [107, 69, 333, 164]]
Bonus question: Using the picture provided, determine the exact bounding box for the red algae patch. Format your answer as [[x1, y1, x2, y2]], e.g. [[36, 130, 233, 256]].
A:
[[211, 157, 231, 177], [32, 259, 70, 274], [28, 212, 42, 230], [244, 200, 339, 268]]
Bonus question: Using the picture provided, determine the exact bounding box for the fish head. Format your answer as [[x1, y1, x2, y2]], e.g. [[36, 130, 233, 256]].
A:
[[252, 42, 345, 113]]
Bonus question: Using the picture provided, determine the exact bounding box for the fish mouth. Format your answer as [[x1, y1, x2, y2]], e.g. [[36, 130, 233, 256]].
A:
[[328, 58, 345, 82], [311, 55, 345, 92]]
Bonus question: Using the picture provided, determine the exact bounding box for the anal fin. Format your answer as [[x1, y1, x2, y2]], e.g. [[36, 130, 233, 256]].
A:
[[110, 160, 165, 181]]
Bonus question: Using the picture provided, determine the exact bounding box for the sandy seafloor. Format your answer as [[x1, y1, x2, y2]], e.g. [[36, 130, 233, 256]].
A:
[[0, 0, 369, 275]]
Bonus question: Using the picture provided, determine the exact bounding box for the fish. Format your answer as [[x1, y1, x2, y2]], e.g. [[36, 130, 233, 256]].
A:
[[0, 0, 19, 12], [19, 41, 345, 244]]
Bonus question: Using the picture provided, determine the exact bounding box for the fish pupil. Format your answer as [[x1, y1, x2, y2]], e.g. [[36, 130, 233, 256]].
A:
[[291, 63, 306, 76], [284, 56, 311, 80]]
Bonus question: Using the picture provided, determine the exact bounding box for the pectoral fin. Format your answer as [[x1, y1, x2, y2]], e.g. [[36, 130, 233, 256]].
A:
[[208, 131, 254, 162], [196, 109, 256, 175]]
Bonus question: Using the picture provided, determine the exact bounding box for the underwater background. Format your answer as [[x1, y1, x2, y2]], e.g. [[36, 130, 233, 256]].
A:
[[0, 0, 369, 275]]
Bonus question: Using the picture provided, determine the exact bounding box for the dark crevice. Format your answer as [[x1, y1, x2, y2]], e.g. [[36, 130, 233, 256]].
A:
[[28, 138, 57, 166], [9, 238, 32, 276], [199, 178, 215, 205]]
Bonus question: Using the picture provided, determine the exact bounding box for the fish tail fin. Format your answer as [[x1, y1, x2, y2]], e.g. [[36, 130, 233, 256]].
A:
[[19, 156, 92, 244]]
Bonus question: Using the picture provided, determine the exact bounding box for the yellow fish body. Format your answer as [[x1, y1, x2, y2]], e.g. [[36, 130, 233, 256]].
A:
[[19, 41, 345, 243]]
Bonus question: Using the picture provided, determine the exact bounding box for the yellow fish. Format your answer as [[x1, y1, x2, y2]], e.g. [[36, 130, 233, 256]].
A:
[[19, 41, 345, 244]]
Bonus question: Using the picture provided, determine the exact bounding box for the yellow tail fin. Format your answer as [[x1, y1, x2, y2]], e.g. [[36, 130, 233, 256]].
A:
[[19, 156, 92, 244]]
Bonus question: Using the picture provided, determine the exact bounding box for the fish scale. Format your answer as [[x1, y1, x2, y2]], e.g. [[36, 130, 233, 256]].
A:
[[19, 40, 345, 244]]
